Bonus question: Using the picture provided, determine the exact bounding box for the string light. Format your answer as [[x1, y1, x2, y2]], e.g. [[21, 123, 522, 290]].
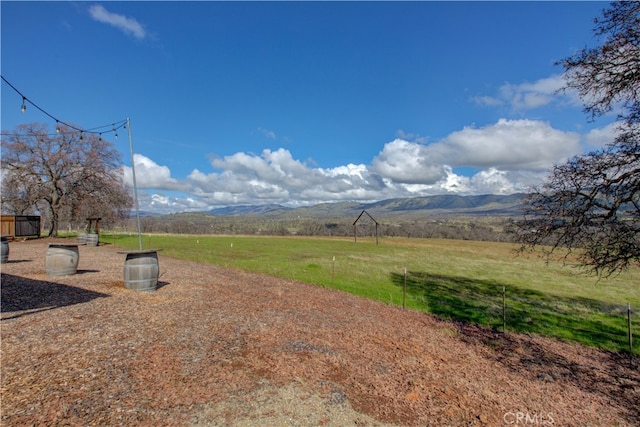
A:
[[1, 75, 127, 138], [1, 75, 143, 250]]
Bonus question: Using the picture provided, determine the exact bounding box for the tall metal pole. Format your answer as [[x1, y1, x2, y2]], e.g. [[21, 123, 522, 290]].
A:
[[127, 118, 143, 250]]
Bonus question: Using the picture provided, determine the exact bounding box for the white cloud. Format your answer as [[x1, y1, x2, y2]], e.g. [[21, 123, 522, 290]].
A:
[[129, 191, 210, 215], [125, 119, 606, 213], [187, 149, 389, 205], [430, 118, 580, 170], [122, 154, 187, 191], [473, 74, 569, 111], [583, 122, 620, 149], [370, 119, 580, 191], [431, 167, 471, 194], [88, 5, 146, 40], [469, 168, 517, 194], [370, 139, 447, 184]]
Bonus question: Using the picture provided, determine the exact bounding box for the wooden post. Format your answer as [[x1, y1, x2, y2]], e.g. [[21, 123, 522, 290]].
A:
[[86, 217, 102, 234], [332, 256, 336, 284], [503, 286, 506, 334], [629, 303, 633, 363], [403, 267, 407, 310]]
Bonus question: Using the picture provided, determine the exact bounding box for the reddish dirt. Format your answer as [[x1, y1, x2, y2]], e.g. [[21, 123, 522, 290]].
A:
[[1, 238, 639, 426]]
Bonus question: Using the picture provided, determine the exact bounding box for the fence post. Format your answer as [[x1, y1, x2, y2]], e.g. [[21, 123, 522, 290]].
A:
[[503, 286, 506, 334], [403, 267, 407, 310], [629, 303, 633, 364], [332, 256, 335, 284]]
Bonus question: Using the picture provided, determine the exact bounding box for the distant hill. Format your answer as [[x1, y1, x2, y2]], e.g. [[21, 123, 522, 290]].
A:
[[208, 204, 291, 216], [206, 194, 526, 219], [361, 194, 525, 216]]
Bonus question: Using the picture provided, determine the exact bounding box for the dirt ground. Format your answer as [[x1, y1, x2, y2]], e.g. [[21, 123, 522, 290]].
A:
[[1, 238, 639, 426]]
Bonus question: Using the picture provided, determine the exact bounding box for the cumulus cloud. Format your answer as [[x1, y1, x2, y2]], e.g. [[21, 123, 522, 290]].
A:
[[469, 168, 518, 194], [126, 118, 604, 213], [430, 118, 580, 170], [371, 139, 447, 184], [88, 5, 146, 40], [583, 122, 620, 149], [186, 148, 390, 206], [371, 119, 579, 192], [122, 154, 187, 191]]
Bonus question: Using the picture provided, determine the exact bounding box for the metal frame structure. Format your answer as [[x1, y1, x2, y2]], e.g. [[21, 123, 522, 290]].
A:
[[353, 210, 379, 245]]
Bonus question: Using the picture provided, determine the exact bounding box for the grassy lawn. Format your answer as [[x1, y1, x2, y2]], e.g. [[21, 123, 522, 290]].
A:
[[101, 233, 640, 353]]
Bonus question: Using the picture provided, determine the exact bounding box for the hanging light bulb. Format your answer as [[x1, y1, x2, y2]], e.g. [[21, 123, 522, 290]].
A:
[[114, 131, 118, 139], [98, 133, 103, 141], [55, 121, 61, 134], [21, 97, 26, 114], [80, 131, 84, 141]]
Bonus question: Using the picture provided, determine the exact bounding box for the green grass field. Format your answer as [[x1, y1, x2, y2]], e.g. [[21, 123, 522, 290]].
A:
[[101, 233, 640, 353]]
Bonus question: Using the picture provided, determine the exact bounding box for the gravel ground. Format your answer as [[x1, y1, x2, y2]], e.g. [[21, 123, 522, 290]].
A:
[[1, 238, 639, 426]]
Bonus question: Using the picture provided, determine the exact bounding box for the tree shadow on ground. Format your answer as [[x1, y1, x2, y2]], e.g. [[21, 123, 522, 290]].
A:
[[0, 273, 109, 320], [390, 270, 640, 424], [454, 320, 640, 425], [390, 271, 635, 352]]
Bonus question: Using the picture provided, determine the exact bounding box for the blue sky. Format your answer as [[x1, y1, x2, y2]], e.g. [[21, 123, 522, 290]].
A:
[[1, 1, 617, 213]]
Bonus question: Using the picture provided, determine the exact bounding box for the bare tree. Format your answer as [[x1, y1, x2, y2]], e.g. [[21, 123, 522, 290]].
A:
[[1, 123, 133, 237], [517, 1, 640, 275]]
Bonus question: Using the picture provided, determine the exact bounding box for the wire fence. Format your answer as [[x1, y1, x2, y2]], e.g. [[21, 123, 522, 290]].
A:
[[389, 268, 637, 358], [103, 233, 638, 359]]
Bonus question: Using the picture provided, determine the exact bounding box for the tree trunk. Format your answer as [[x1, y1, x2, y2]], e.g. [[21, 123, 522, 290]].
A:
[[47, 197, 60, 237], [48, 211, 59, 237]]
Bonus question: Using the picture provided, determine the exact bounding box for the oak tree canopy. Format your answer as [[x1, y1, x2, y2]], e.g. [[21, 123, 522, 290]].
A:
[[517, 1, 640, 276], [1, 123, 133, 237]]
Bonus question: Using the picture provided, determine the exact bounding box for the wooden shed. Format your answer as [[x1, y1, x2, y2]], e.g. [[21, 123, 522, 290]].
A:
[[1, 215, 41, 239]]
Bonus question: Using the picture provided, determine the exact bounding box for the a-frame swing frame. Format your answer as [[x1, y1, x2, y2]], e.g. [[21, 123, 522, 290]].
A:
[[353, 210, 379, 245]]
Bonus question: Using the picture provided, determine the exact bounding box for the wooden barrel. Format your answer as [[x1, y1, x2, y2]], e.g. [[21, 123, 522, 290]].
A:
[[77, 233, 87, 244], [1, 237, 9, 264], [86, 233, 99, 246], [46, 244, 79, 276], [123, 251, 159, 291]]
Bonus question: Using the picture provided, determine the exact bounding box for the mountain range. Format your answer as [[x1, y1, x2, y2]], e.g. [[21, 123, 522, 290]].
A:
[[205, 193, 526, 219]]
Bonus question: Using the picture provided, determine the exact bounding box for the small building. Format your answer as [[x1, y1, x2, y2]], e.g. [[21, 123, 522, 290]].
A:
[[1, 215, 41, 239]]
